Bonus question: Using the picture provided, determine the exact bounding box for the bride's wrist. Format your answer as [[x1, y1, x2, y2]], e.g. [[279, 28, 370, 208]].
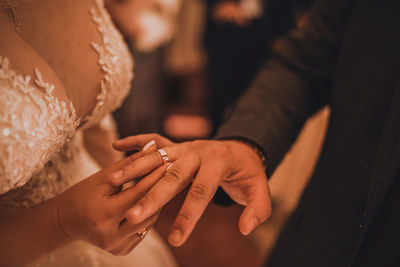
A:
[[38, 196, 73, 246]]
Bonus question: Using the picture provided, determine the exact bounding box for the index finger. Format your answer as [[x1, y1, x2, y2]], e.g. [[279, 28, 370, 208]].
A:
[[124, 151, 200, 224], [168, 166, 222, 246], [113, 133, 173, 152]]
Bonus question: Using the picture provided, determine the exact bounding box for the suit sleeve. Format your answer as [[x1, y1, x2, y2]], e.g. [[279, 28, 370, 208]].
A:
[[215, 0, 353, 175]]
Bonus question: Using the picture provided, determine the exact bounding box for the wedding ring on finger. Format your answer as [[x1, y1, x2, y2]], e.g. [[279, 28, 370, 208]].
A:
[[136, 228, 149, 240], [157, 148, 169, 164]]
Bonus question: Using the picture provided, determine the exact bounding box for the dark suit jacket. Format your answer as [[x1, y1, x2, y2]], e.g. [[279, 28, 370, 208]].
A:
[[215, 0, 400, 265]]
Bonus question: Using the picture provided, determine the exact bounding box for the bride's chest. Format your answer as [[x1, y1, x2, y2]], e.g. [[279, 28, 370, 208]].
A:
[[15, 0, 133, 125]]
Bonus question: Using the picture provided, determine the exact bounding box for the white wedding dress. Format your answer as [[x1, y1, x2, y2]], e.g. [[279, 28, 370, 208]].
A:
[[0, 0, 177, 266]]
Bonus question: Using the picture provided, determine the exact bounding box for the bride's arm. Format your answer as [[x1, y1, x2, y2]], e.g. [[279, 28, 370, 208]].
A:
[[0, 157, 165, 266], [0, 14, 160, 265], [0, 13, 75, 265]]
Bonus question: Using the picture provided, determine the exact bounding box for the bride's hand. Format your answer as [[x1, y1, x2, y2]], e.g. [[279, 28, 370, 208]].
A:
[[56, 147, 168, 256]]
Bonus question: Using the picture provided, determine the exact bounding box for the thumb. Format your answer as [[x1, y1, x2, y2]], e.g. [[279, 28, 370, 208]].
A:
[[238, 178, 272, 235]]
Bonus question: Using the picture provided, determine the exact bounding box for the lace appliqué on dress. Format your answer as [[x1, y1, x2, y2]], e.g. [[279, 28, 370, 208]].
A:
[[83, 2, 133, 127], [0, 0, 133, 210], [0, 56, 78, 196]]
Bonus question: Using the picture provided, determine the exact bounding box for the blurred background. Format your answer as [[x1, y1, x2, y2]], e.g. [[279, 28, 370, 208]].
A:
[[106, 0, 329, 266]]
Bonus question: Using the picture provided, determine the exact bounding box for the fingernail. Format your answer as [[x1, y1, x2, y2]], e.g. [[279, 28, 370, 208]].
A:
[[112, 170, 124, 180], [131, 204, 143, 217], [142, 140, 156, 152], [167, 162, 174, 170], [169, 229, 182, 245]]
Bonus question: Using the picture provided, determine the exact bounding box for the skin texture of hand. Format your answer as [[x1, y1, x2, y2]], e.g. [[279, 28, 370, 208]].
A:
[[0, 146, 166, 266], [57, 147, 168, 255], [111, 134, 272, 247]]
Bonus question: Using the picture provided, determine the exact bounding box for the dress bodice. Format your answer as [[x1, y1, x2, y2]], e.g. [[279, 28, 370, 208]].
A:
[[0, 0, 133, 209], [0, 2, 179, 267]]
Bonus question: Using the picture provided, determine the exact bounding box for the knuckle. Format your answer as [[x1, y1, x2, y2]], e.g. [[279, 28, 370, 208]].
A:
[[165, 168, 183, 184], [125, 210, 140, 223], [128, 160, 138, 170], [189, 183, 210, 200], [218, 143, 231, 156], [142, 193, 155, 204], [176, 212, 191, 225], [192, 140, 207, 150], [184, 152, 200, 170], [152, 151, 163, 164], [128, 153, 137, 163]]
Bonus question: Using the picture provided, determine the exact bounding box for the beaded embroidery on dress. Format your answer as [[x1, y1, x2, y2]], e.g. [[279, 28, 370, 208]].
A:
[[0, 56, 79, 200]]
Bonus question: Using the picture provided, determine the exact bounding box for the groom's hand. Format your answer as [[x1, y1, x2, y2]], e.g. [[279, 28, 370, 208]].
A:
[[111, 134, 272, 247]]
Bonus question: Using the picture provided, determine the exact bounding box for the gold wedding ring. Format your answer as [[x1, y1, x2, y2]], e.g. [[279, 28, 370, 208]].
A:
[[157, 148, 169, 164], [136, 228, 148, 240]]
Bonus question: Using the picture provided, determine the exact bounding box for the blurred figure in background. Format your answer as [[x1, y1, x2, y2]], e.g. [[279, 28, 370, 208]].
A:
[[205, 0, 297, 130], [107, 0, 181, 138]]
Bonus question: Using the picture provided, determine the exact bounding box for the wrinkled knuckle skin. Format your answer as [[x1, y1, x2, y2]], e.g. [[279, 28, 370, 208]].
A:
[[128, 153, 137, 163], [189, 183, 209, 201], [152, 151, 163, 163], [165, 168, 183, 184], [176, 212, 191, 225]]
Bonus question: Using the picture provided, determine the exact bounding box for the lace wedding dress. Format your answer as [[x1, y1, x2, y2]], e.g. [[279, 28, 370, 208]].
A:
[[0, 0, 177, 266]]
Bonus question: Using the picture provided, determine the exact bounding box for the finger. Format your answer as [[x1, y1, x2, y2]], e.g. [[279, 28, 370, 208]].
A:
[[168, 162, 223, 246], [114, 164, 171, 214], [113, 133, 173, 152], [109, 146, 182, 187], [108, 142, 157, 172], [110, 214, 157, 256], [125, 153, 200, 224], [109, 151, 163, 187], [92, 153, 148, 192], [119, 210, 158, 237], [238, 177, 272, 236]]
